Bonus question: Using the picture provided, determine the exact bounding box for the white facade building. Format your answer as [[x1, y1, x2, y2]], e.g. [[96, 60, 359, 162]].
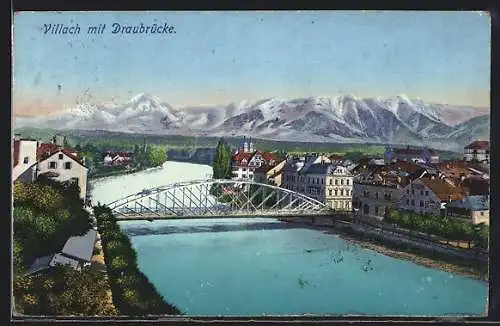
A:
[[37, 150, 89, 200], [282, 159, 353, 209], [12, 138, 38, 182], [464, 141, 490, 163]]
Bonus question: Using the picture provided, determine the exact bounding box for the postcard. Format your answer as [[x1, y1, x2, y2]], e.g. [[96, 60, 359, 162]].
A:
[[12, 10, 490, 319]]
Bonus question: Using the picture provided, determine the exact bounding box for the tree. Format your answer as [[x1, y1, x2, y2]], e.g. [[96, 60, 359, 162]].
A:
[[13, 239, 24, 274], [474, 223, 489, 250], [213, 138, 232, 180], [13, 264, 116, 316], [147, 145, 167, 167]]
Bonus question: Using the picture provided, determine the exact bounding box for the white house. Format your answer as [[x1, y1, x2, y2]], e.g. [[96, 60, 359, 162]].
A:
[[464, 140, 489, 163], [103, 154, 113, 166], [37, 150, 89, 200], [12, 137, 38, 182]]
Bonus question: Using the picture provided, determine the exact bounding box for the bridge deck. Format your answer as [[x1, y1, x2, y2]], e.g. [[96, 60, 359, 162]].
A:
[[114, 212, 353, 221]]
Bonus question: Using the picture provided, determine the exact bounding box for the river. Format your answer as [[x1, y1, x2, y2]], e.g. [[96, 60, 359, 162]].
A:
[[91, 161, 488, 316]]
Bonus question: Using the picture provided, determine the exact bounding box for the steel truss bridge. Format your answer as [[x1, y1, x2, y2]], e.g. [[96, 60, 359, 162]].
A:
[[106, 179, 334, 220]]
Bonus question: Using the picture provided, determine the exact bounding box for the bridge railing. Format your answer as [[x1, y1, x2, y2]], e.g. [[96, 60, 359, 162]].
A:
[[109, 179, 336, 218]]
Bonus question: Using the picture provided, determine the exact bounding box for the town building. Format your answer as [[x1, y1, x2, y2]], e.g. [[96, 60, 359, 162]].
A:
[[12, 135, 89, 200], [445, 195, 489, 225], [462, 176, 490, 196], [282, 159, 353, 210], [398, 178, 465, 216], [12, 136, 39, 182], [36, 149, 89, 200], [281, 154, 332, 192], [463, 140, 489, 163], [27, 229, 97, 275], [253, 160, 286, 187], [384, 145, 439, 164], [103, 152, 132, 166], [352, 160, 443, 220], [230, 136, 284, 181], [434, 161, 480, 185]]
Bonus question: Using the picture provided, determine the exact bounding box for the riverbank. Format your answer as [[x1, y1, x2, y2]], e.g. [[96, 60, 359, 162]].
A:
[[90, 166, 147, 180], [93, 204, 182, 315], [284, 219, 488, 282]]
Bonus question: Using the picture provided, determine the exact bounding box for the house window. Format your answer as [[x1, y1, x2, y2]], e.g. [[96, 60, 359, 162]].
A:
[[341, 179, 344, 185], [375, 206, 379, 215], [407, 189, 410, 194], [411, 189, 415, 195], [23, 157, 29, 164], [329, 179, 332, 185], [420, 190, 424, 195], [335, 179, 338, 185], [71, 177, 79, 185], [411, 199, 415, 206], [335, 189, 338, 196], [59, 154, 64, 160], [49, 161, 57, 169], [425, 191, 429, 196], [406, 199, 409, 205], [480, 212, 484, 216], [420, 200, 424, 207], [340, 189, 344, 196], [321, 179, 324, 185], [64, 162, 72, 170], [375, 192, 379, 199], [346, 179, 350, 185], [317, 178, 320, 184], [329, 189, 332, 196]]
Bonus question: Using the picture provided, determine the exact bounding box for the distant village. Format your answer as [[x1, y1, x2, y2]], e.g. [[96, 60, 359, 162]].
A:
[[12, 134, 490, 227]]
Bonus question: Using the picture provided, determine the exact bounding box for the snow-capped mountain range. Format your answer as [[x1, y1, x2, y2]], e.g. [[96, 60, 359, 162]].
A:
[[14, 93, 489, 150]]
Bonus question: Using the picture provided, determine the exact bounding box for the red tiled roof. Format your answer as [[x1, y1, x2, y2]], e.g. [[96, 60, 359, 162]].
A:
[[418, 178, 465, 201], [13, 139, 20, 167], [261, 152, 279, 162], [106, 151, 131, 157], [37, 143, 80, 163], [465, 140, 489, 150], [380, 161, 423, 174], [232, 152, 253, 162]]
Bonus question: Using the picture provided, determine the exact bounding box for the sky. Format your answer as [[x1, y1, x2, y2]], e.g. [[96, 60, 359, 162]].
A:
[[12, 11, 490, 117]]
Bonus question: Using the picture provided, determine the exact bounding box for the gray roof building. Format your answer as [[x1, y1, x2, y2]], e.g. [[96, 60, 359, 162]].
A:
[[446, 195, 489, 211], [62, 229, 97, 262], [26, 229, 97, 275]]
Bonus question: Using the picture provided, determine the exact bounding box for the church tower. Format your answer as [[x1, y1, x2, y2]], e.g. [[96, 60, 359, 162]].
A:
[[243, 136, 249, 153]]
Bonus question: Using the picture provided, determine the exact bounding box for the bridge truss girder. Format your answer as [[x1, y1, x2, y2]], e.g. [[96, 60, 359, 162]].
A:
[[106, 179, 332, 219]]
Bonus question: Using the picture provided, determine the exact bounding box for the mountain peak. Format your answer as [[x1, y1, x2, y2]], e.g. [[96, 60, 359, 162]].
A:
[[128, 93, 162, 105]]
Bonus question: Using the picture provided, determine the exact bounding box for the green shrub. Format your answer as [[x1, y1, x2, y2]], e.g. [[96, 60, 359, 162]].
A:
[[94, 204, 182, 315]]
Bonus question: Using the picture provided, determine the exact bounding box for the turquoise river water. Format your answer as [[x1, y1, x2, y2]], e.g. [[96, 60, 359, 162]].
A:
[[93, 161, 488, 316]]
